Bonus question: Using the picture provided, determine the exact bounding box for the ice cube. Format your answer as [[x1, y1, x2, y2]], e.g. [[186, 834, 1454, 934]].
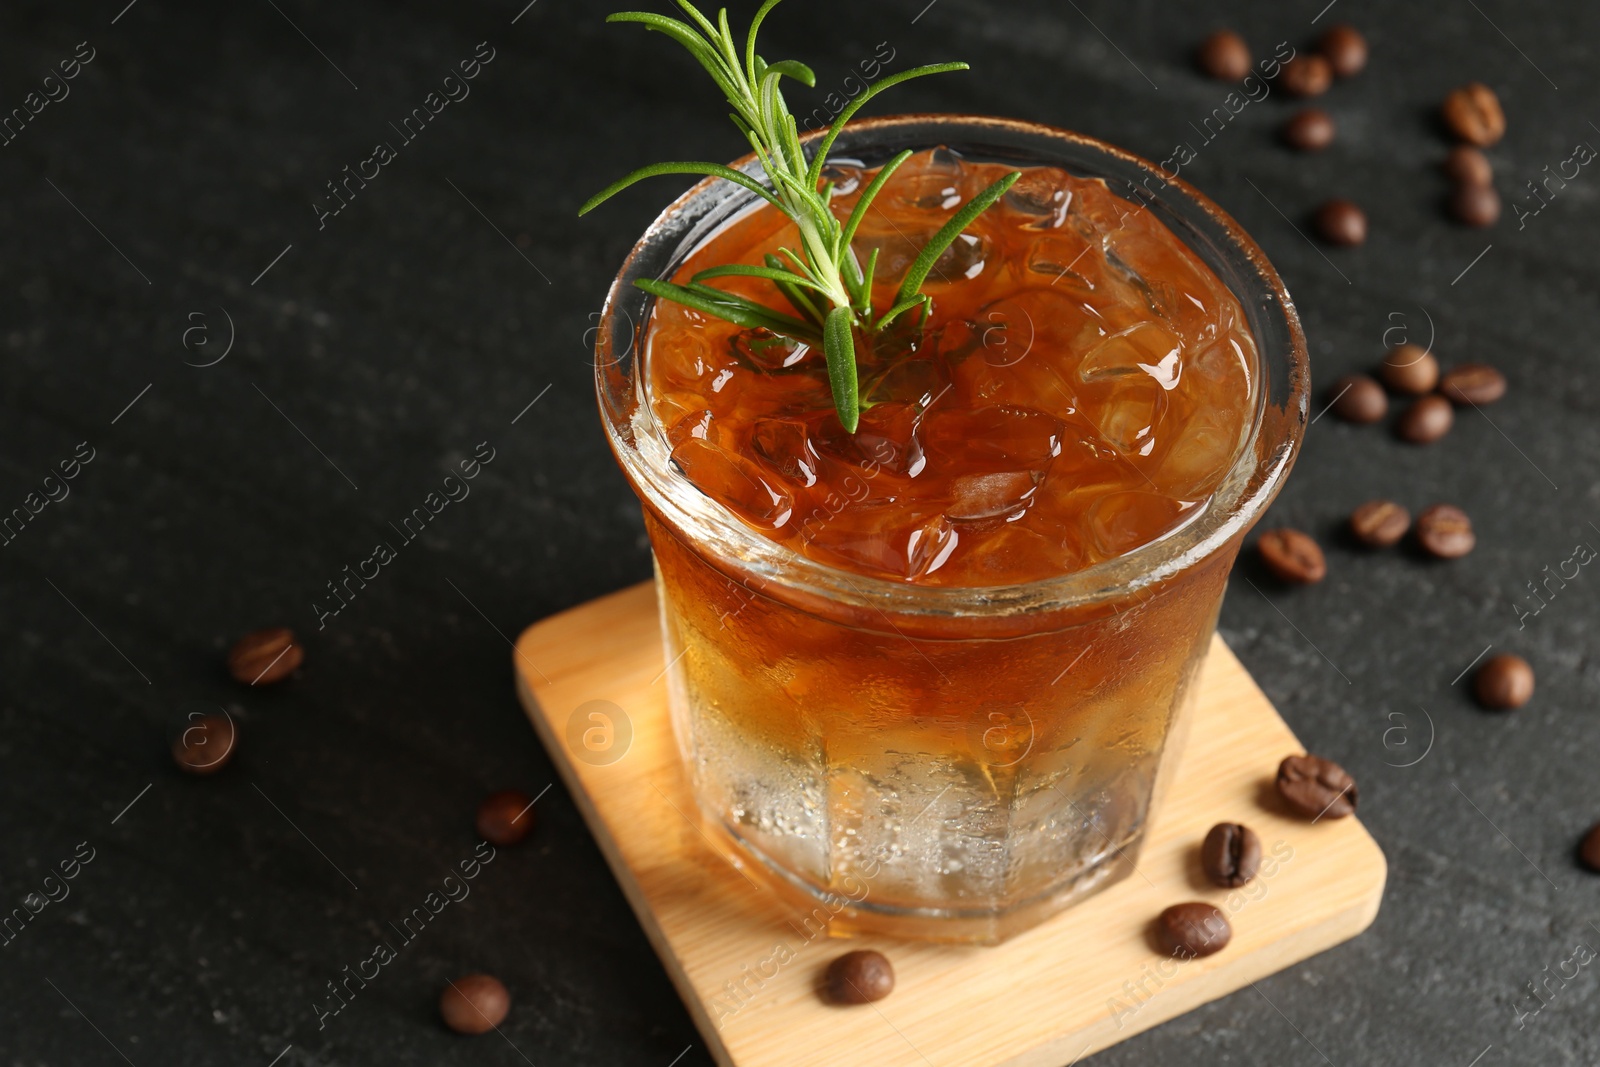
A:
[[904, 513, 960, 579], [1077, 322, 1183, 388], [665, 409, 717, 448], [669, 437, 794, 530], [953, 520, 1082, 582], [732, 328, 812, 372], [1002, 167, 1073, 229], [1102, 248, 1156, 307], [921, 405, 1065, 472], [750, 418, 821, 487], [888, 145, 967, 213], [972, 289, 1098, 372], [927, 233, 989, 284], [945, 471, 1042, 524], [935, 317, 982, 361], [1153, 404, 1242, 500], [820, 162, 863, 198], [849, 233, 919, 288], [1188, 334, 1255, 396], [1086, 379, 1165, 455], [814, 401, 926, 478], [864, 358, 949, 409], [805, 500, 919, 576], [1086, 490, 1185, 558], [1024, 234, 1097, 294]]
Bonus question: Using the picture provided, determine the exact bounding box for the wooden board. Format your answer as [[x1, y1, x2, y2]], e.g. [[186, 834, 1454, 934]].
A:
[[514, 581, 1386, 1067]]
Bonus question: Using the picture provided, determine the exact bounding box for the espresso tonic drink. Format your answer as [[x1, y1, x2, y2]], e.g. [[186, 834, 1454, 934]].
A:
[[598, 119, 1305, 943]]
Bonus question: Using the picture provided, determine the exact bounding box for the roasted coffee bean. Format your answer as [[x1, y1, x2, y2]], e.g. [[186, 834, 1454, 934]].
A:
[[1155, 903, 1232, 958], [1396, 395, 1454, 444], [1378, 343, 1440, 394], [1579, 823, 1600, 873], [1277, 753, 1358, 819], [1450, 182, 1501, 227], [1282, 108, 1335, 152], [1349, 500, 1410, 548], [825, 950, 895, 1004], [439, 974, 510, 1034], [173, 713, 237, 775], [1414, 503, 1475, 559], [1315, 198, 1366, 246], [1474, 654, 1534, 710], [1279, 54, 1333, 97], [1197, 29, 1251, 81], [1201, 822, 1262, 888], [1316, 24, 1368, 78], [476, 790, 537, 846], [227, 627, 302, 686], [1330, 374, 1387, 423], [1257, 528, 1326, 584], [1442, 82, 1506, 147], [1440, 363, 1507, 405], [1443, 145, 1493, 187]]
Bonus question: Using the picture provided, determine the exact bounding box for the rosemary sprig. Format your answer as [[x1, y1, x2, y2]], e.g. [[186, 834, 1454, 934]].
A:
[[579, 0, 1020, 432]]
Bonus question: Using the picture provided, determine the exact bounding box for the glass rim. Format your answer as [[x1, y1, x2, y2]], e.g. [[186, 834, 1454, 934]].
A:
[[594, 113, 1310, 617]]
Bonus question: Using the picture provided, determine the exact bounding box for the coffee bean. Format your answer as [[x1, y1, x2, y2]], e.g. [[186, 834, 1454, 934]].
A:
[[1197, 30, 1251, 82], [1443, 145, 1493, 187], [1414, 503, 1475, 559], [1378, 343, 1440, 394], [1154, 903, 1232, 958], [825, 950, 894, 1004], [1330, 374, 1387, 423], [439, 974, 510, 1035], [1440, 363, 1507, 405], [1283, 108, 1335, 152], [476, 790, 537, 846], [1349, 499, 1410, 548], [1450, 182, 1501, 227], [1279, 54, 1333, 97], [227, 627, 302, 686], [1276, 753, 1358, 819], [172, 713, 237, 775], [1395, 395, 1454, 444], [1442, 82, 1506, 147], [1474, 653, 1534, 710], [1314, 198, 1366, 246], [1257, 528, 1326, 584], [1316, 24, 1368, 78], [1201, 822, 1262, 888], [1579, 823, 1600, 873]]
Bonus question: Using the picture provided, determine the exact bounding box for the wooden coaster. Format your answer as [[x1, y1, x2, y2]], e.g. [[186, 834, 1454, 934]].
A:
[[514, 581, 1386, 1067]]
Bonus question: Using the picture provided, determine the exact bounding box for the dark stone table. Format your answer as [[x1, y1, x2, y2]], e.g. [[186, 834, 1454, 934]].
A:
[[3, 0, 1594, 1063]]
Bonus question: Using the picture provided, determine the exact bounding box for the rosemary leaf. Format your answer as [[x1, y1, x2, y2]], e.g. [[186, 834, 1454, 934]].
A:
[[762, 59, 816, 87], [692, 263, 830, 294], [873, 292, 932, 331], [764, 253, 824, 323], [744, 0, 787, 85], [852, 246, 881, 313], [608, 13, 750, 115], [823, 305, 860, 433], [579, 161, 780, 216]]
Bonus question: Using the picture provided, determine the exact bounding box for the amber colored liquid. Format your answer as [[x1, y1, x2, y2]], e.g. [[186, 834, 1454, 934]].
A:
[[635, 149, 1260, 940], [645, 149, 1257, 586]]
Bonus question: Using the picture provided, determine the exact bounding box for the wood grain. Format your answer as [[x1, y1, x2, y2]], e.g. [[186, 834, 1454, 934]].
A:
[[514, 581, 1386, 1067]]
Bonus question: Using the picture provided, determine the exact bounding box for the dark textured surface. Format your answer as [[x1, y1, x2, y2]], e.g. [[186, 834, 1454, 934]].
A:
[[1, 1, 1595, 1064]]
